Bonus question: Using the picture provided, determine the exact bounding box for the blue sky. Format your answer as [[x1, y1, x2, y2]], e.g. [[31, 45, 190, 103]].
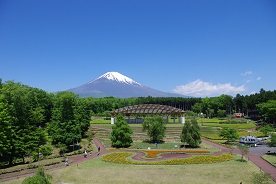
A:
[[0, 0, 275, 97]]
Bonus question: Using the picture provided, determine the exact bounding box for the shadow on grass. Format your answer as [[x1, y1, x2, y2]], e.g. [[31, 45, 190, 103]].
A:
[[236, 158, 247, 162]]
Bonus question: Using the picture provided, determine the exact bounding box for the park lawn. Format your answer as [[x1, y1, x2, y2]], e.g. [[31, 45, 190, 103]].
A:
[[4, 157, 275, 184], [198, 118, 227, 123], [262, 155, 276, 167], [101, 139, 218, 153], [91, 118, 110, 124], [128, 142, 219, 153], [200, 126, 222, 140], [201, 122, 256, 130]]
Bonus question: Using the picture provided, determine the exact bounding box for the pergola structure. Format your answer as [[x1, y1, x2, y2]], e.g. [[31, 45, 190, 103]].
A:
[[110, 104, 185, 124]]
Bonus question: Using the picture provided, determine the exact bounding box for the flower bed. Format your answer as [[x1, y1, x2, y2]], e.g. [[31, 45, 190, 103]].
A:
[[102, 152, 133, 164], [102, 152, 233, 165], [144, 149, 210, 158]]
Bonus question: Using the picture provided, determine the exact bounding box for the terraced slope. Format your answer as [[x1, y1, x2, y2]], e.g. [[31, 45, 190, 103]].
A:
[[91, 125, 183, 142]]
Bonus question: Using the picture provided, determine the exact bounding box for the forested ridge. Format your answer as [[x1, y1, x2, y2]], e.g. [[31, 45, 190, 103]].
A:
[[0, 80, 275, 166]]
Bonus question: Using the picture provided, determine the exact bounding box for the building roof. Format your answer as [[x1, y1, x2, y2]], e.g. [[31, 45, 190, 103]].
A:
[[111, 104, 185, 116]]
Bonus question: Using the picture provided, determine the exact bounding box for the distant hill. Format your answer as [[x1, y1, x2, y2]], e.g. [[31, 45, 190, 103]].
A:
[[68, 71, 186, 98]]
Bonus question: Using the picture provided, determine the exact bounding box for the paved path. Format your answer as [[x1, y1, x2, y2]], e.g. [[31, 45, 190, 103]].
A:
[[202, 138, 276, 182], [69, 138, 107, 164]]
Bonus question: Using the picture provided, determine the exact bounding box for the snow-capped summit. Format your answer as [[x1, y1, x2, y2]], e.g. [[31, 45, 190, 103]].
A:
[[91, 71, 141, 86], [68, 71, 185, 98]]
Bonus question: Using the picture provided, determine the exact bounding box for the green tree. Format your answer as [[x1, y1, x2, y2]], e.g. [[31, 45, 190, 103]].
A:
[[259, 125, 274, 136], [143, 116, 166, 143], [219, 128, 239, 143], [269, 133, 276, 147], [39, 144, 53, 158], [22, 167, 52, 184], [47, 92, 90, 151], [217, 109, 226, 118], [192, 103, 203, 114], [0, 82, 50, 165], [110, 115, 133, 148], [181, 119, 201, 148], [257, 100, 276, 125], [0, 95, 14, 164]]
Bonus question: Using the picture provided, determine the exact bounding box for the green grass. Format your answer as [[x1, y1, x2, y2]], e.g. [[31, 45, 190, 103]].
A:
[[91, 118, 110, 124], [200, 126, 222, 140], [201, 122, 256, 129], [4, 156, 275, 184], [130, 141, 182, 149], [262, 154, 276, 167], [198, 118, 227, 123]]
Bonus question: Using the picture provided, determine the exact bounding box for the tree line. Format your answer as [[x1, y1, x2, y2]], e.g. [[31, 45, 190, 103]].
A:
[[83, 90, 276, 124], [0, 81, 91, 166]]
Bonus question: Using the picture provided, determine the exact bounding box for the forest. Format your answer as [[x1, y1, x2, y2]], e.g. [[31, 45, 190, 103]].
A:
[[0, 79, 275, 166]]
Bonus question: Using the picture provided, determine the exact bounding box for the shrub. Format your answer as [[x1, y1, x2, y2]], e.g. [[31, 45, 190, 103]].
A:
[[269, 133, 276, 147], [39, 144, 53, 157], [219, 128, 238, 143], [22, 167, 52, 184], [259, 125, 275, 136]]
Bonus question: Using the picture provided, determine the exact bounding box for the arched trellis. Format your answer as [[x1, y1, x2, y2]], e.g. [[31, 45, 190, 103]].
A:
[[110, 104, 185, 124]]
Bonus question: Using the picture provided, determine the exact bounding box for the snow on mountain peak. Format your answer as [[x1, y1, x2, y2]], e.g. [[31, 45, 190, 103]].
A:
[[91, 72, 142, 86]]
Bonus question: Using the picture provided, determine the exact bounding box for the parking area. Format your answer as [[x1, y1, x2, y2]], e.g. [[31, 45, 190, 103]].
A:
[[249, 144, 276, 155]]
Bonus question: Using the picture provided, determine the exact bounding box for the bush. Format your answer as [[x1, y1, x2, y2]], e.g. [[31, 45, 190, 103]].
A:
[[39, 145, 53, 157], [269, 133, 276, 147], [22, 167, 52, 184], [259, 125, 275, 136], [219, 128, 238, 143], [217, 110, 226, 118]]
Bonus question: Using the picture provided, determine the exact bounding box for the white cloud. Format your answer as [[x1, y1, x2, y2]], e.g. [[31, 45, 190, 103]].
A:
[[256, 77, 262, 81], [173, 79, 245, 97], [241, 71, 253, 76]]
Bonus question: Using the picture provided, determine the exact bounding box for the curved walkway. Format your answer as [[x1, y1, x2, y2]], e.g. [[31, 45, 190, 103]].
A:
[[69, 138, 107, 164]]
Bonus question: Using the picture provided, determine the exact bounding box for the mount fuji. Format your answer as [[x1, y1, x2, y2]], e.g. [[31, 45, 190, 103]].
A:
[[68, 72, 185, 98]]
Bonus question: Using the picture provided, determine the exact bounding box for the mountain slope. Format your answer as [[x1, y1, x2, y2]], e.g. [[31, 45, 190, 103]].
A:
[[68, 72, 185, 98]]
